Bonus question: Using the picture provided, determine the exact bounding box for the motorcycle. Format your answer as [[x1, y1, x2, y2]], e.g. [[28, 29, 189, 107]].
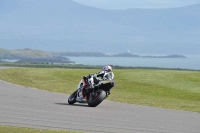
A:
[[68, 72, 115, 107]]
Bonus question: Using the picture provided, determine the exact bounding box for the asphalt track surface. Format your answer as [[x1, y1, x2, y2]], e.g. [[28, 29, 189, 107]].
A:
[[0, 67, 200, 133]]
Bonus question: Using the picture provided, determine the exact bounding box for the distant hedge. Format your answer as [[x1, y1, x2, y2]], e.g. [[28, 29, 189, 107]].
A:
[[0, 62, 198, 72]]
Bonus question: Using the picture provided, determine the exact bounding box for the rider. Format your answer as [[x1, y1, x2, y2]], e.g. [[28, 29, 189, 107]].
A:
[[76, 65, 113, 101], [98, 65, 113, 79], [88, 65, 113, 87]]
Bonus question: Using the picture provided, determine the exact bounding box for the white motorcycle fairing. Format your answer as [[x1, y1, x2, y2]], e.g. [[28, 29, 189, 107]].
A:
[[68, 72, 115, 107]]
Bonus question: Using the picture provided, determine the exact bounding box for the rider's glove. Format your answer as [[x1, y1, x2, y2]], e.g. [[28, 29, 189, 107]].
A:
[[93, 76, 100, 84]]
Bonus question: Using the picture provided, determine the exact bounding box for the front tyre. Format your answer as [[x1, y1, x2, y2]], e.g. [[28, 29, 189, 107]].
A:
[[88, 90, 106, 107], [68, 90, 77, 104]]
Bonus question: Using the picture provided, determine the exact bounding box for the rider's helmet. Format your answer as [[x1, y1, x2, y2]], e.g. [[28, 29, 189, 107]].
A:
[[102, 65, 112, 72]]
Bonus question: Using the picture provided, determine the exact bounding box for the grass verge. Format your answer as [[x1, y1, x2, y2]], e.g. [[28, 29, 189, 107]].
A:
[[0, 125, 82, 133], [0, 68, 199, 112]]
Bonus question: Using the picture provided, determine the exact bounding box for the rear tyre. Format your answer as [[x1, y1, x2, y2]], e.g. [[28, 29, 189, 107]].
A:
[[68, 90, 77, 104], [88, 90, 106, 107]]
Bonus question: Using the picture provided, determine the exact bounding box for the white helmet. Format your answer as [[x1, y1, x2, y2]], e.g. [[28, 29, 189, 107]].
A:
[[102, 65, 112, 72]]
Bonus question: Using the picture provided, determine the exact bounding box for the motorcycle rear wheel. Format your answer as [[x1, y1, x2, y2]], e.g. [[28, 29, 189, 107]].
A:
[[88, 90, 106, 107], [68, 90, 77, 104]]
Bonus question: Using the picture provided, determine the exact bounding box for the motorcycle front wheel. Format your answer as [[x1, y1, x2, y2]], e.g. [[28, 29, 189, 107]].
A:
[[88, 90, 106, 107], [68, 90, 77, 104]]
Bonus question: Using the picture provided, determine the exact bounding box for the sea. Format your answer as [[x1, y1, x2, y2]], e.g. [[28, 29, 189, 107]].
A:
[[1, 55, 200, 70], [67, 55, 200, 70]]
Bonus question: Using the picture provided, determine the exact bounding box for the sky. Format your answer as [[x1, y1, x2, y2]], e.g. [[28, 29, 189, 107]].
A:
[[72, 0, 200, 9]]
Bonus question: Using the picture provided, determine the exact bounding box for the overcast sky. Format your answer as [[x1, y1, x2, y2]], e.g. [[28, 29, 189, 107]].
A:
[[72, 0, 200, 9]]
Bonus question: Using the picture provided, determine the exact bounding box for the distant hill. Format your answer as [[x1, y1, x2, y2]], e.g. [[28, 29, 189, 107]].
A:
[[0, 48, 10, 57], [0, 48, 53, 59], [0, 48, 74, 64], [112, 52, 140, 57], [0, 0, 200, 55], [53, 51, 187, 58]]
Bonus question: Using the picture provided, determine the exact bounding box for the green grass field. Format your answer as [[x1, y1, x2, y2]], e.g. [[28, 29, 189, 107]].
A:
[[0, 125, 82, 133], [0, 68, 200, 113]]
